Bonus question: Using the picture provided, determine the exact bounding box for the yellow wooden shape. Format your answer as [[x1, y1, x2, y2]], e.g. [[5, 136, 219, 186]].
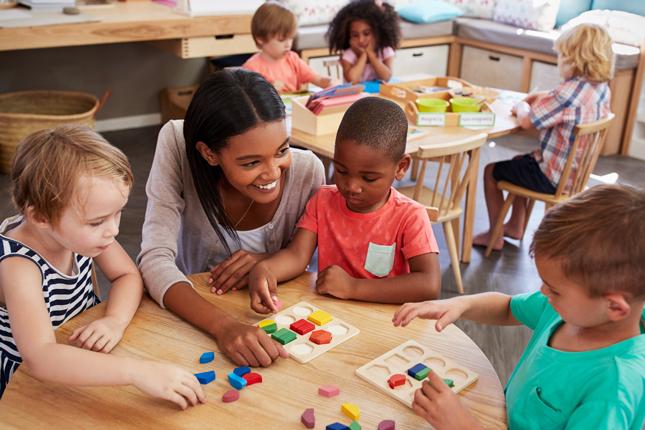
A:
[[341, 402, 360, 421], [307, 310, 332, 326], [258, 319, 276, 328]]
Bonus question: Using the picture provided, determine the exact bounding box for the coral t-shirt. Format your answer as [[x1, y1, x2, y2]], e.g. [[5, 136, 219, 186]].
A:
[[242, 51, 317, 93], [297, 185, 439, 278]]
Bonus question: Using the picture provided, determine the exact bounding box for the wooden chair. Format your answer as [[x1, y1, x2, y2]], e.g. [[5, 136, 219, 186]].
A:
[[323, 58, 342, 80], [485, 113, 615, 256], [398, 133, 488, 294]]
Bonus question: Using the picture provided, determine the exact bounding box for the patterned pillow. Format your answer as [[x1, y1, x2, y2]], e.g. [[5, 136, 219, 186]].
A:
[[445, 0, 496, 19], [493, 0, 561, 31], [275, 0, 349, 26]]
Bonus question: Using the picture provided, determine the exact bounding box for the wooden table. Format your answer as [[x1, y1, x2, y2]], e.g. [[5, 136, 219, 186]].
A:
[[291, 92, 523, 263], [0, 273, 507, 429]]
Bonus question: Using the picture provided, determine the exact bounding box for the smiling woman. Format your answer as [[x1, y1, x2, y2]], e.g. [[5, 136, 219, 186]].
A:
[[137, 69, 325, 367]]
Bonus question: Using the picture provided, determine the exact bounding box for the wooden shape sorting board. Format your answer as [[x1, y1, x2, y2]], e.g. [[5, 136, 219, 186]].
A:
[[256, 301, 359, 363], [355, 340, 478, 408]]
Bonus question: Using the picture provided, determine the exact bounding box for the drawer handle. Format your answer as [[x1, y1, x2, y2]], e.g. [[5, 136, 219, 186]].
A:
[[488, 55, 500, 62], [412, 52, 424, 57], [215, 34, 235, 40]]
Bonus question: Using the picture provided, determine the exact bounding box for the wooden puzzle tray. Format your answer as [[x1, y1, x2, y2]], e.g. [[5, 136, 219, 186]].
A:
[[256, 301, 359, 364], [355, 340, 478, 408]]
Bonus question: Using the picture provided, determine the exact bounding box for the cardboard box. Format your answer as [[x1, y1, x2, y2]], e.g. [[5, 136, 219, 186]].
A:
[[404, 95, 496, 128], [291, 96, 349, 136], [159, 84, 198, 124]]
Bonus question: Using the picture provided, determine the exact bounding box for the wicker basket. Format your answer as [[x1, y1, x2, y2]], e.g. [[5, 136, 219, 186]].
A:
[[0, 91, 100, 174]]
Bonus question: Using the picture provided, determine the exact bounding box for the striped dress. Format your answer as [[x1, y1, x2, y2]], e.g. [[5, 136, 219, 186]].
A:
[[0, 215, 99, 398]]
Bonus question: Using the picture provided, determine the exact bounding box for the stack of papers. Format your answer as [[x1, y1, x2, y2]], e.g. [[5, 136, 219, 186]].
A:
[[19, 0, 74, 10], [305, 84, 366, 115], [175, 0, 263, 16]]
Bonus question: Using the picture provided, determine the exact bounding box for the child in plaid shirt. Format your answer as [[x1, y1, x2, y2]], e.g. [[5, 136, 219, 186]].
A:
[[473, 24, 613, 251]]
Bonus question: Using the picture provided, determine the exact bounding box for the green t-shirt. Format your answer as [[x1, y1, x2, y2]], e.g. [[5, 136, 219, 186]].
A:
[[506, 291, 645, 430]]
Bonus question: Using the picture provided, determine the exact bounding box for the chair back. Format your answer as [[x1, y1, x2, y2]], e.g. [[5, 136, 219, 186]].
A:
[[411, 133, 487, 221], [554, 113, 615, 198], [323, 58, 342, 80]]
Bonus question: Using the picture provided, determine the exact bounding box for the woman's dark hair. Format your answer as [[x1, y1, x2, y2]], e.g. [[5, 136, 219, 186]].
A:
[[326, 0, 401, 54], [183, 69, 286, 255]]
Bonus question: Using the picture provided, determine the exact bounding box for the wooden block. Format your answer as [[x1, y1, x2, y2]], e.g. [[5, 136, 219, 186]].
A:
[[301, 408, 315, 428], [243, 372, 262, 386], [388, 374, 407, 389], [272, 327, 297, 345], [259, 319, 277, 334], [309, 330, 332, 345], [318, 384, 340, 397], [199, 351, 214, 364], [407, 363, 429, 380], [377, 420, 395, 430], [349, 421, 361, 430], [326, 423, 349, 430], [290, 318, 315, 335], [194, 370, 216, 385], [341, 402, 360, 420], [222, 389, 240, 403], [227, 372, 247, 390], [233, 366, 250, 377], [443, 378, 455, 388], [307, 309, 333, 326], [355, 340, 478, 408]]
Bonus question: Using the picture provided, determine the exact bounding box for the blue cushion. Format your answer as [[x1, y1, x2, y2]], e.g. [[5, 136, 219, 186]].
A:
[[555, 0, 592, 28], [397, 0, 463, 24], [591, 0, 645, 16]]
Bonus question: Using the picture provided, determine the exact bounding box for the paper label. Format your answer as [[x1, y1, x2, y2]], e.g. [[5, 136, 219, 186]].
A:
[[417, 114, 446, 127], [459, 113, 495, 127]]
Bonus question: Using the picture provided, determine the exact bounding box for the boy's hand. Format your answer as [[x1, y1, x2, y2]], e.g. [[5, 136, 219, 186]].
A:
[[392, 298, 466, 332], [511, 100, 530, 117], [248, 264, 280, 314], [215, 318, 287, 367], [209, 250, 264, 295], [68, 315, 128, 353], [130, 361, 206, 410], [412, 371, 480, 430], [315, 265, 354, 299]]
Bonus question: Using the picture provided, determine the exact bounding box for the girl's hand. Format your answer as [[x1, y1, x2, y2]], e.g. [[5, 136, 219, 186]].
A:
[[392, 298, 466, 332], [209, 250, 264, 295], [248, 264, 280, 314], [215, 318, 287, 367], [412, 371, 481, 430], [315, 265, 354, 299], [130, 361, 206, 410], [68, 315, 128, 353]]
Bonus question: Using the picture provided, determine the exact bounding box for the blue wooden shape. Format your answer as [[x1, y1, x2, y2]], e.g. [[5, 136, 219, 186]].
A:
[[233, 366, 251, 377], [199, 351, 214, 364], [228, 372, 248, 390], [194, 370, 216, 385], [407, 363, 428, 379], [326, 423, 350, 430]]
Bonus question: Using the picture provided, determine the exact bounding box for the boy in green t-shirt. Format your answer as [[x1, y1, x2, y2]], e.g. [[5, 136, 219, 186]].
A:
[[393, 184, 645, 430]]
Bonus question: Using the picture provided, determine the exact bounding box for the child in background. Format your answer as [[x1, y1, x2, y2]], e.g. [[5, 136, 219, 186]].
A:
[[243, 2, 333, 93], [473, 23, 612, 251], [0, 126, 204, 408], [248, 97, 440, 314], [394, 184, 645, 430], [326, 0, 401, 83]]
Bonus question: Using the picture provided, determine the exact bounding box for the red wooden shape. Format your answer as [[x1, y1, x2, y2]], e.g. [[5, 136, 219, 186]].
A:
[[290, 318, 315, 335], [242, 372, 263, 386], [387, 373, 406, 389]]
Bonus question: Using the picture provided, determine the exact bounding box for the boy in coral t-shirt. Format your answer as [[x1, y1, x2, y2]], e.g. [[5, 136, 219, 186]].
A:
[[248, 97, 441, 313], [243, 3, 333, 93]]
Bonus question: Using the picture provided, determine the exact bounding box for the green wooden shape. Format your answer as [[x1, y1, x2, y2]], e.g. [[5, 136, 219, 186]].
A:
[[271, 327, 297, 345], [413, 366, 430, 381], [443, 378, 455, 388], [261, 323, 277, 334], [349, 421, 361, 430]]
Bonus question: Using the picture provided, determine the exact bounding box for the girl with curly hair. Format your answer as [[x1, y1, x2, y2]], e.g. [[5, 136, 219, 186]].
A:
[[326, 0, 401, 83]]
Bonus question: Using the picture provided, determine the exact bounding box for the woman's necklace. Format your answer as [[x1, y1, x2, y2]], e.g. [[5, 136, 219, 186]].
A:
[[232, 199, 254, 230]]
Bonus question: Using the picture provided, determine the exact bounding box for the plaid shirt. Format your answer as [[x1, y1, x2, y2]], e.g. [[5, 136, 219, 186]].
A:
[[529, 77, 611, 187]]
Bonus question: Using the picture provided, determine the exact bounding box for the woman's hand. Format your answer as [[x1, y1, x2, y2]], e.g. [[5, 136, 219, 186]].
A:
[[215, 318, 287, 367], [68, 315, 128, 353], [392, 298, 468, 332], [209, 250, 265, 295]]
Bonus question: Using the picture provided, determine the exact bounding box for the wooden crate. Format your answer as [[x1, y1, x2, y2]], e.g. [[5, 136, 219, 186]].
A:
[[291, 96, 349, 136], [159, 84, 198, 124], [404, 95, 495, 128], [381, 76, 498, 105]]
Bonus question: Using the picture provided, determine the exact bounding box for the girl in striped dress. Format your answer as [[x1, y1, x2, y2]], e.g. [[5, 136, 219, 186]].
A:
[[0, 126, 204, 409]]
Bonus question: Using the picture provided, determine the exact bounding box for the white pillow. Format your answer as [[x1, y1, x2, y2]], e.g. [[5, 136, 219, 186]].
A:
[[561, 10, 645, 48], [446, 0, 496, 19], [493, 0, 561, 32], [276, 0, 349, 27]]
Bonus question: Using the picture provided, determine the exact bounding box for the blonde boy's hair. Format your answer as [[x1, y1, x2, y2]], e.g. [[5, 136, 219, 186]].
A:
[[530, 184, 645, 300], [250, 2, 297, 48], [11, 125, 133, 225], [555, 23, 614, 82]]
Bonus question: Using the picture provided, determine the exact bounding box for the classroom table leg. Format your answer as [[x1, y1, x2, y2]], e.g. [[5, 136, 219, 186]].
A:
[[461, 148, 480, 263]]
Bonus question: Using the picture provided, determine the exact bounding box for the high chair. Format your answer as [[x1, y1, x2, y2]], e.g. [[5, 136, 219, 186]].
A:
[[398, 133, 488, 294], [485, 113, 615, 257]]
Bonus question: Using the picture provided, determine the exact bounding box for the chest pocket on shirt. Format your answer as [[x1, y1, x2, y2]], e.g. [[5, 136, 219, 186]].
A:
[[364, 242, 396, 277], [525, 386, 566, 428]]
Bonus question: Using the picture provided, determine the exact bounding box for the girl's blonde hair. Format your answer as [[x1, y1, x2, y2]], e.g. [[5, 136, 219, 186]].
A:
[[11, 125, 133, 225], [250, 2, 297, 48], [555, 23, 614, 82]]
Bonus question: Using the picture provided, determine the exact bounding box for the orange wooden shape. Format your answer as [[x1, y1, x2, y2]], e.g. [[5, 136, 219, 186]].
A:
[[309, 330, 332, 345]]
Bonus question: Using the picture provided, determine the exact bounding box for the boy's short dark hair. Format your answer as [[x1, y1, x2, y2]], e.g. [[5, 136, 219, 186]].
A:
[[530, 184, 645, 300], [250, 2, 297, 48], [336, 97, 407, 161]]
